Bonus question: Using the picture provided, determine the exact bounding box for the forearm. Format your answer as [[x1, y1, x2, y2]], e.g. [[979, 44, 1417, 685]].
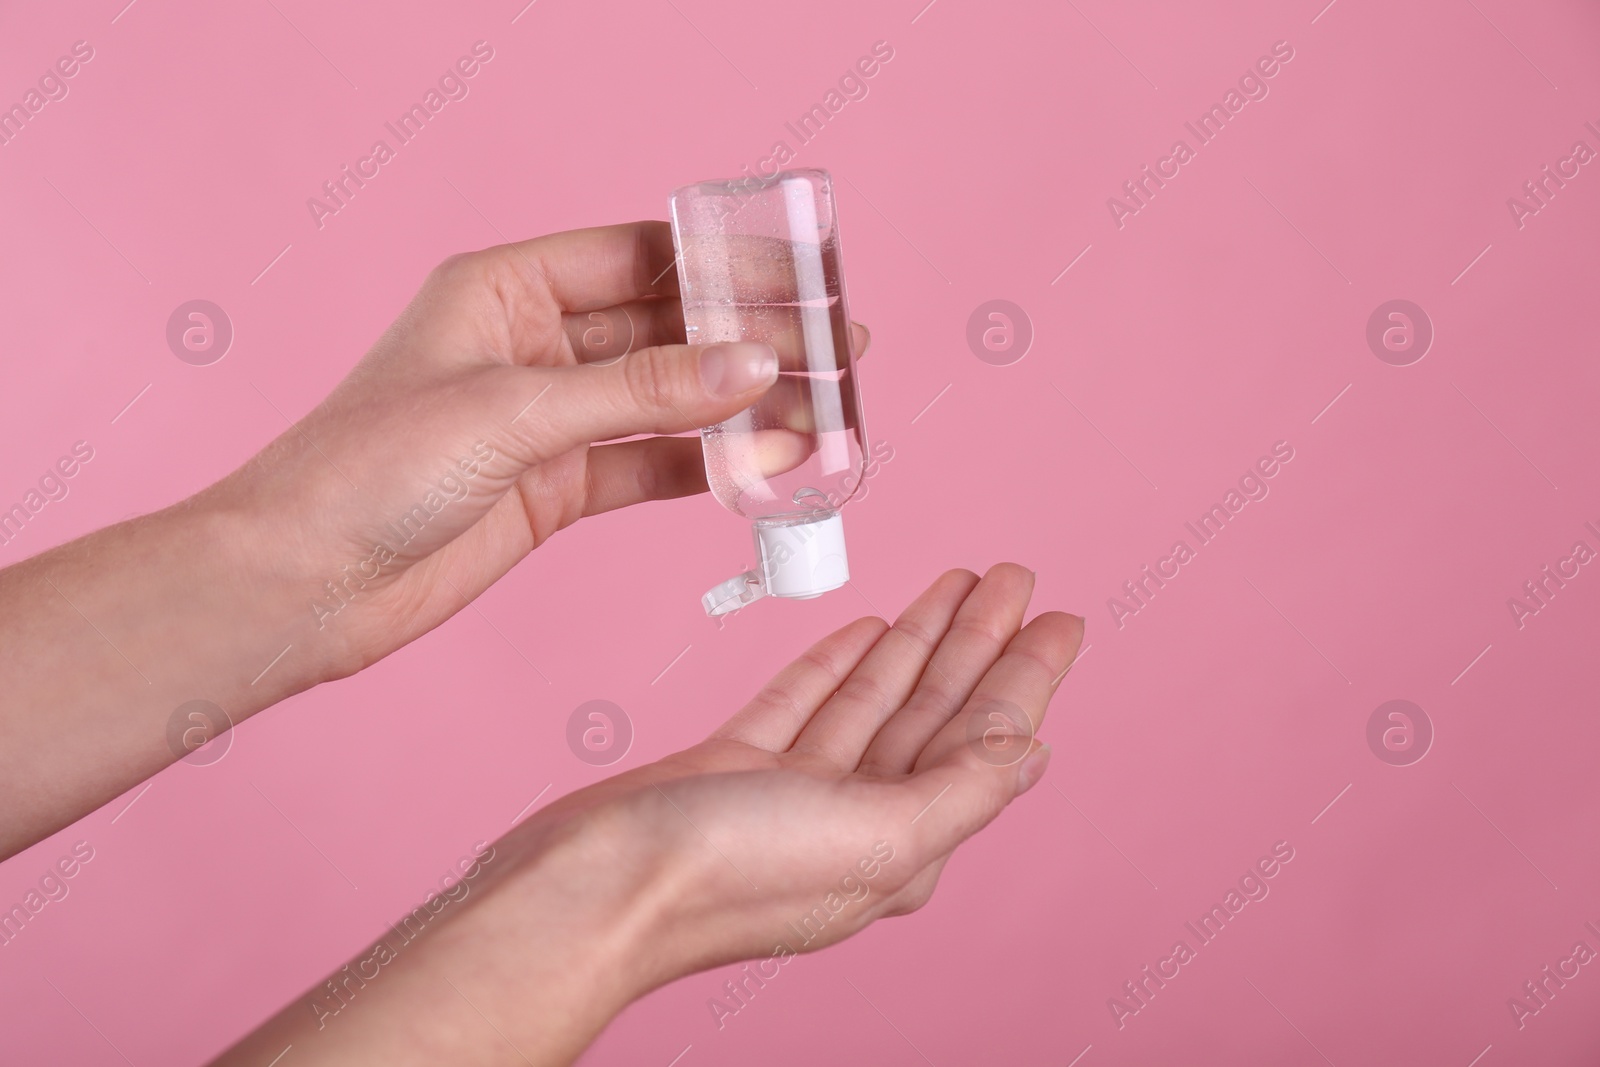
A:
[[0, 493, 337, 856], [211, 813, 683, 1067]]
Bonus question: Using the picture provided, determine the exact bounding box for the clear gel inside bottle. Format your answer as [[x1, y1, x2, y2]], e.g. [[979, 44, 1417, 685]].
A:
[[669, 168, 868, 615]]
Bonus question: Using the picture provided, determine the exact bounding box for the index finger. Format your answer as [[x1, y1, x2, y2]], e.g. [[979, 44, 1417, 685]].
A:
[[500, 220, 680, 312]]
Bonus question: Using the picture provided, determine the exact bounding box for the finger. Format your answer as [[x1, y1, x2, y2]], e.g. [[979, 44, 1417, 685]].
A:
[[914, 611, 1084, 773], [563, 298, 685, 364], [891, 616, 1082, 861], [672, 230, 867, 374], [701, 319, 868, 498], [561, 308, 865, 380], [505, 221, 680, 311], [502, 225, 872, 359], [506, 341, 778, 464], [688, 304, 862, 375], [851, 320, 871, 360], [578, 436, 708, 517], [710, 616, 890, 751], [788, 570, 979, 769], [562, 302, 865, 375], [700, 426, 813, 498], [857, 563, 1035, 776]]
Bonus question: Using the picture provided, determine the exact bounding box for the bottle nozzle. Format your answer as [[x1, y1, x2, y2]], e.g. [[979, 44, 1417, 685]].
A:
[[701, 512, 849, 616], [703, 569, 766, 616]]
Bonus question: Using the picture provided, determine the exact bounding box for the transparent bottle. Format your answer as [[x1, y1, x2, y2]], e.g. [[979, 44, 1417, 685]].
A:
[[669, 168, 868, 616]]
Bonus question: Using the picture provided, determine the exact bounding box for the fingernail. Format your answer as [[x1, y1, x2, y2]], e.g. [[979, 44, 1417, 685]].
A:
[[1015, 744, 1051, 796], [700, 343, 778, 397], [856, 322, 872, 354]]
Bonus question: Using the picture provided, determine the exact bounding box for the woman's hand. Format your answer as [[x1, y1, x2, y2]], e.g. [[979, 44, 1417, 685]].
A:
[[532, 564, 1079, 967], [207, 221, 867, 678], [0, 222, 866, 856], [215, 564, 1084, 1066]]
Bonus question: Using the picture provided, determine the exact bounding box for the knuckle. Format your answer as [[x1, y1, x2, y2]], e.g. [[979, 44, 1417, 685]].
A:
[[427, 250, 476, 285], [429, 247, 532, 304], [801, 644, 854, 683], [855, 752, 892, 777], [949, 616, 1010, 647], [891, 615, 941, 653], [1014, 643, 1062, 683], [750, 687, 809, 734], [836, 672, 893, 713], [624, 347, 681, 413], [893, 693, 941, 729]]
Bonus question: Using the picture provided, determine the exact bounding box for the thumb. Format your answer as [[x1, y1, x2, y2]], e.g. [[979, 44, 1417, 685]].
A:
[[513, 341, 779, 460]]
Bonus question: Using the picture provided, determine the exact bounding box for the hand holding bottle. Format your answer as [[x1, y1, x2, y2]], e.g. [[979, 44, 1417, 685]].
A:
[[208, 219, 871, 679], [0, 221, 867, 855]]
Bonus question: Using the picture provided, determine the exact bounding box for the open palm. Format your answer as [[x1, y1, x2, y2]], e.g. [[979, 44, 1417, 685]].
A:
[[520, 563, 1083, 975]]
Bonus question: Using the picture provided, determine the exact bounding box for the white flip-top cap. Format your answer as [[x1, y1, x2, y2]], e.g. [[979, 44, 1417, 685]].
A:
[[703, 512, 849, 616]]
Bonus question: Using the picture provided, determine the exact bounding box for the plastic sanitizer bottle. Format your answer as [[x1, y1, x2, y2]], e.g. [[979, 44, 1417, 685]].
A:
[[669, 168, 868, 617]]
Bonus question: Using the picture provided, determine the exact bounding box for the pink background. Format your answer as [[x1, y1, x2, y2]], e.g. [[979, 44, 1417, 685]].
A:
[[3, 0, 1599, 1063]]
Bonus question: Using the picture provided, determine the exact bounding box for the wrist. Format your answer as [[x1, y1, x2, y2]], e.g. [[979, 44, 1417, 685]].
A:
[[396, 807, 694, 1063], [186, 477, 361, 701], [161, 501, 320, 705], [487, 801, 696, 997], [212, 802, 693, 1067]]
